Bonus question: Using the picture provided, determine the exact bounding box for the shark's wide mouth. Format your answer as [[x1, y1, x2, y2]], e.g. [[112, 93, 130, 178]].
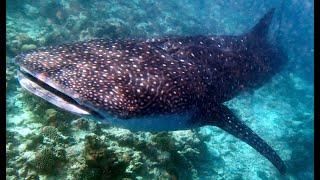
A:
[[17, 67, 103, 118]]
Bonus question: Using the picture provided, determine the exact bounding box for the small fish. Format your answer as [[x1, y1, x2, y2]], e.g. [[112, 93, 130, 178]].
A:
[[16, 8, 287, 173]]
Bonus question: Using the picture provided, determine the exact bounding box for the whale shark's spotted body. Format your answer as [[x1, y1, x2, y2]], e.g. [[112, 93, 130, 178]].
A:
[[16, 9, 287, 173]]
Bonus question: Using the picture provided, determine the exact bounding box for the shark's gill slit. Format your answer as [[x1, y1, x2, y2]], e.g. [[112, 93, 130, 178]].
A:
[[19, 69, 104, 119]]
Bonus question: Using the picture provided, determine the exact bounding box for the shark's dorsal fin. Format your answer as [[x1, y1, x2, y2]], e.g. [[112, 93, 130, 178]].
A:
[[249, 8, 275, 39]]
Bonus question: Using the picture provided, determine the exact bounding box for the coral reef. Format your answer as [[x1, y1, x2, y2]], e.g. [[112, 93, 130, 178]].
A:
[[20, 44, 37, 52], [43, 109, 58, 127], [41, 126, 63, 143], [6, 107, 210, 179], [6, 64, 16, 89], [25, 134, 43, 150], [32, 147, 58, 174], [6, 0, 314, 179], [72, 118, 89, 130], [82, 134, 130, 179]]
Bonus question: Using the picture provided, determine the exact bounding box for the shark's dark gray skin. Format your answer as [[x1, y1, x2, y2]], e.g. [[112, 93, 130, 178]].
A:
[[16, 9, 287, 173]]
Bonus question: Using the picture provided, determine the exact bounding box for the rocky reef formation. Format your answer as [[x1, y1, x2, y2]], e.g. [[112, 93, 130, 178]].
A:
[[6, 110, 211, 179], [6, 0, 220, 57], [6, 0, 314, 179]]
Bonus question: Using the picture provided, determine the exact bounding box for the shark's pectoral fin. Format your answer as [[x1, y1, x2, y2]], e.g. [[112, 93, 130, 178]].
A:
[[195, 104, 286, 174]]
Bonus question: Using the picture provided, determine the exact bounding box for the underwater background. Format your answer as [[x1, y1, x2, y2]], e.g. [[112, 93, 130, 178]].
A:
[[6, 0, 314, 179]]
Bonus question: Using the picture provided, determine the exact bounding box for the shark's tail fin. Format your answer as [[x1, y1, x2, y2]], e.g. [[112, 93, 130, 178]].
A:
[[248, 8, 275, 40], [274, 0, 286, 44]]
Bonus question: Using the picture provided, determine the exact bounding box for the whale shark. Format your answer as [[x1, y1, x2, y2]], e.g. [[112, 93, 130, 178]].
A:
[[15, 8, 287, 173]]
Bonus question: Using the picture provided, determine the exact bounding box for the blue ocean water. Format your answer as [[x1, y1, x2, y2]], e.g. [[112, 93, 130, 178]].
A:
[[6, 0, 314, 179]]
